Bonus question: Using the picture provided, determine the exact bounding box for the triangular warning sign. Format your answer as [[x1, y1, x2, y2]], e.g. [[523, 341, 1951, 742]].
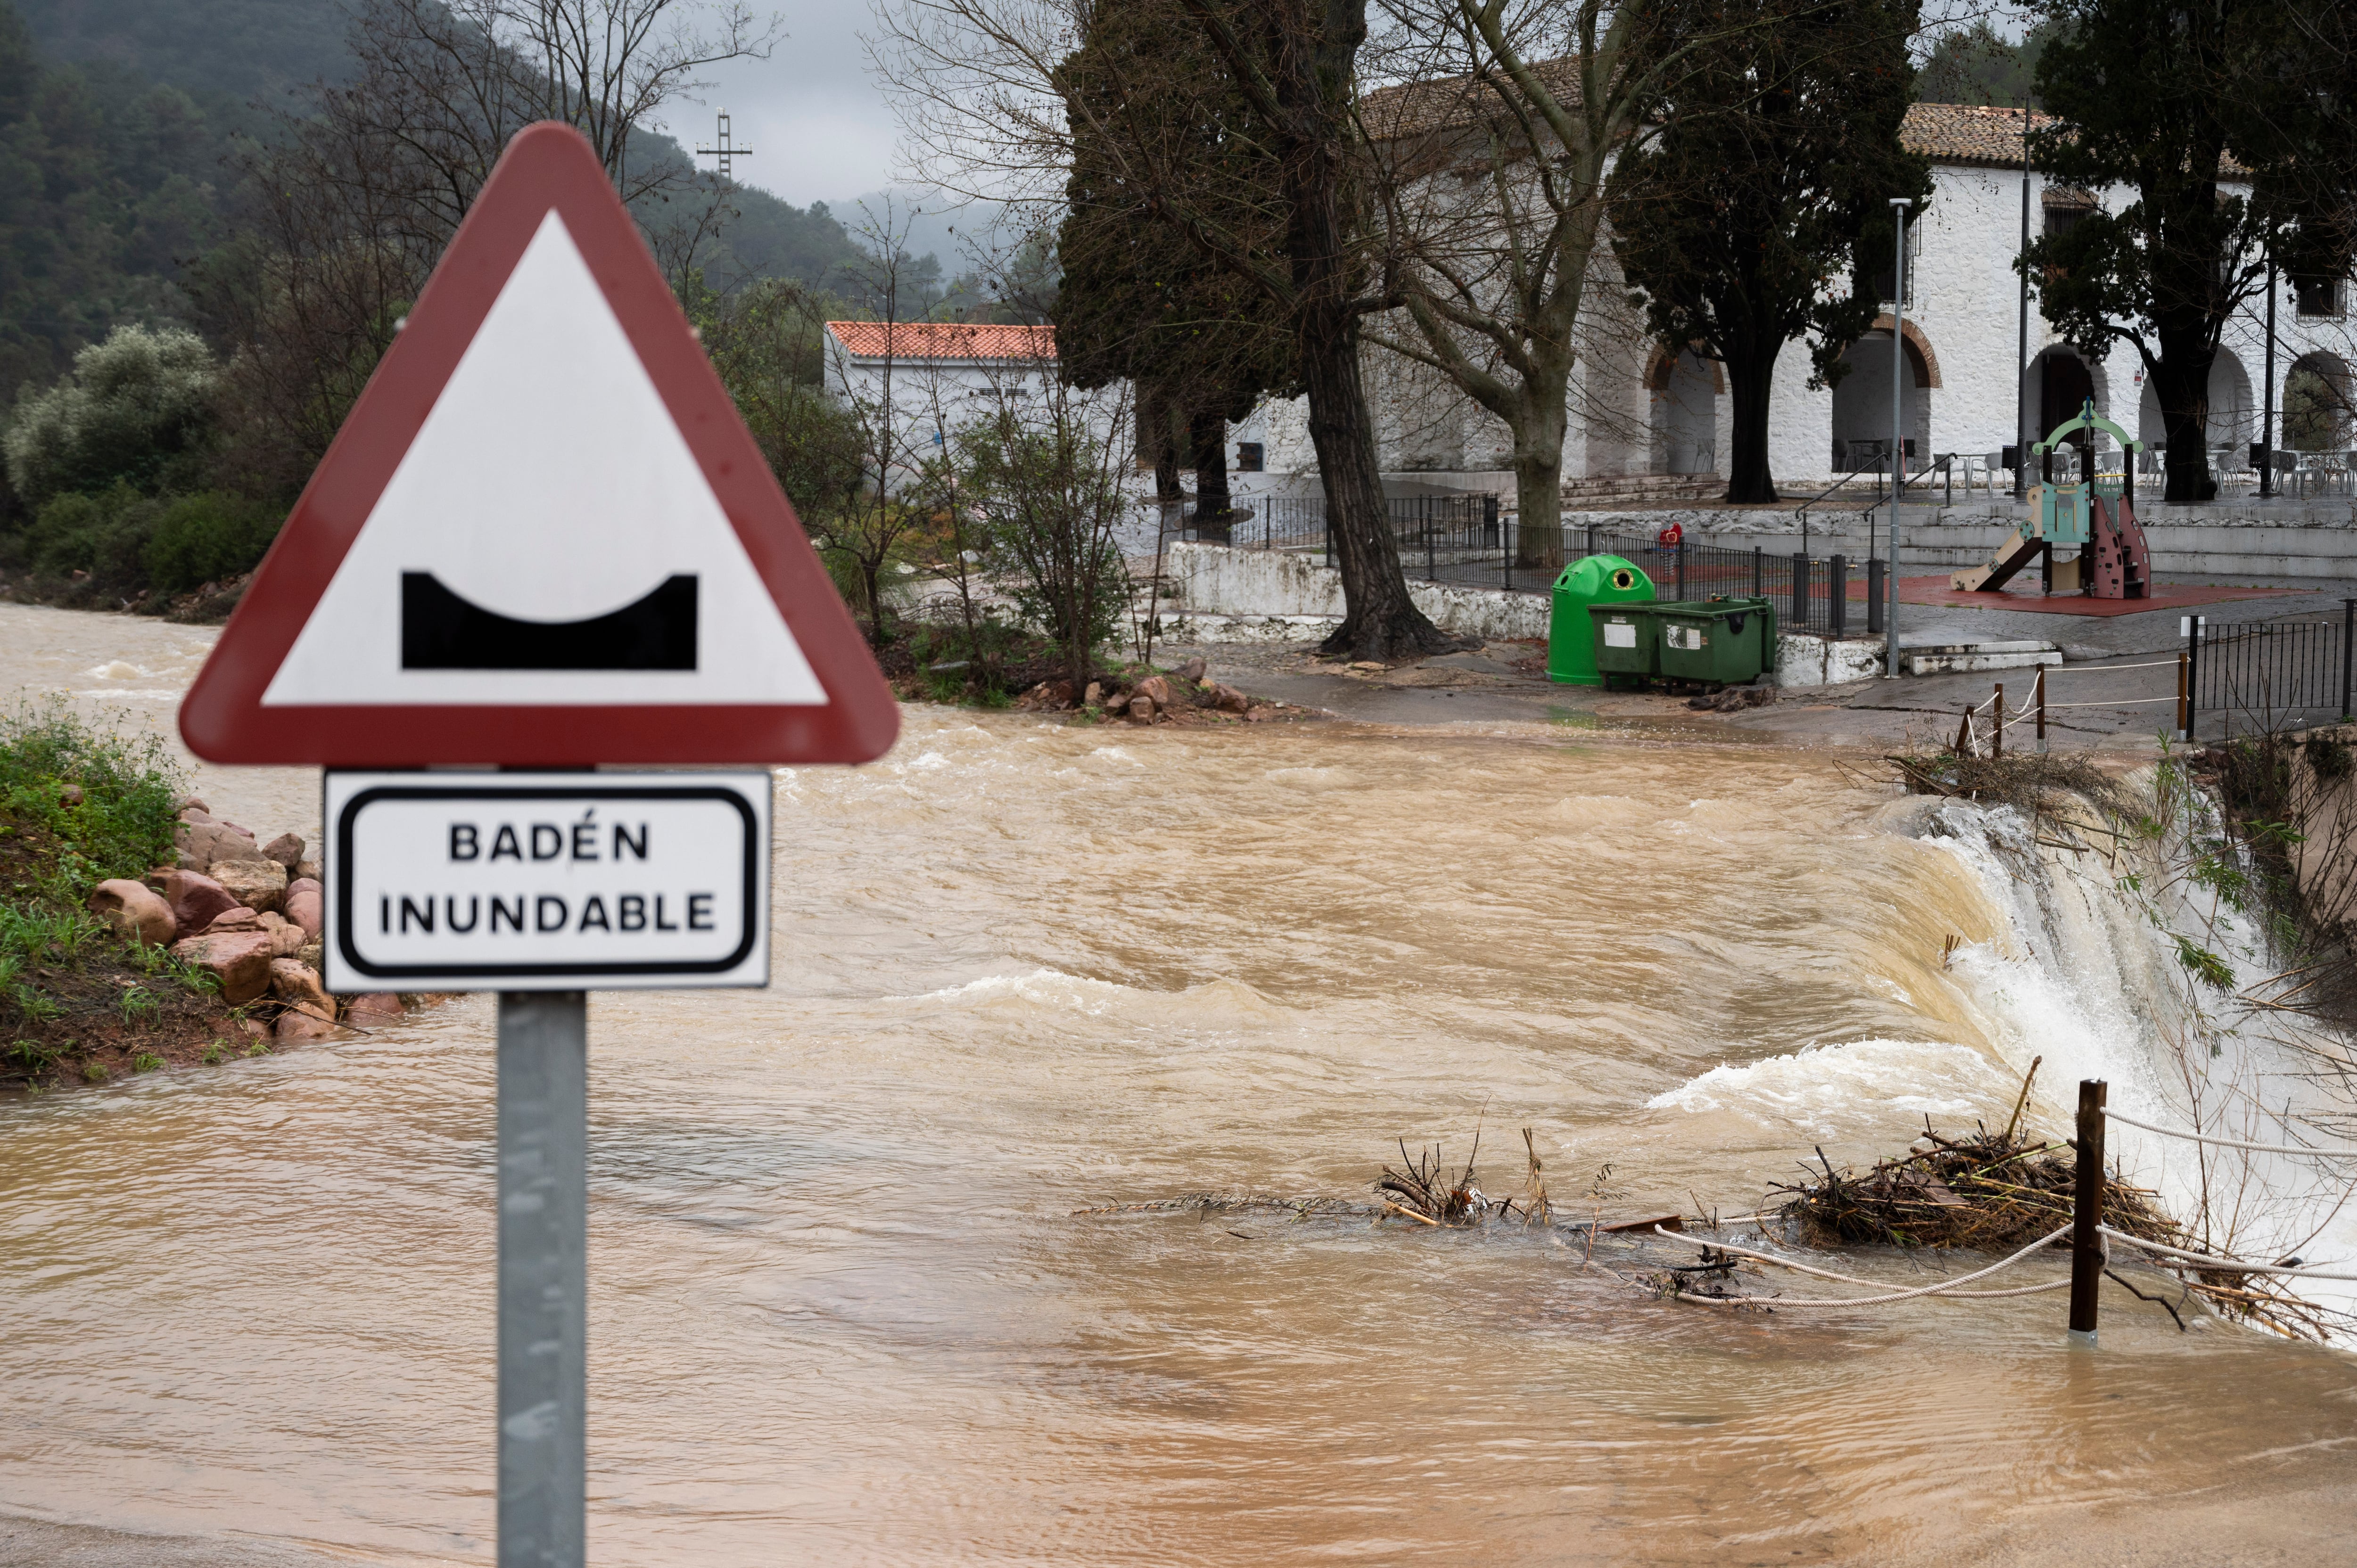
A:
[[181, 123, 898, 767]]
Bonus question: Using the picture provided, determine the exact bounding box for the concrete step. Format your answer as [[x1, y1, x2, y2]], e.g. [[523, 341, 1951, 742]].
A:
[[1902, 640, 2062, 676]]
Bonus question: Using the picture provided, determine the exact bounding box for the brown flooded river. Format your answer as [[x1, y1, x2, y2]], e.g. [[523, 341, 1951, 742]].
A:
[[0, 603, 2351, 1566]]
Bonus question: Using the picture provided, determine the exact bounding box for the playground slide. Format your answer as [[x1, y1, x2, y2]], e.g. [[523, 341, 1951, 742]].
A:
[[1949, 529, 2044, 593]]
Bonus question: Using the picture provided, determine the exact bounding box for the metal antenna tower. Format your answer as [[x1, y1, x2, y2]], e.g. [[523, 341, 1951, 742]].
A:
[[695, 110, 752, 182]]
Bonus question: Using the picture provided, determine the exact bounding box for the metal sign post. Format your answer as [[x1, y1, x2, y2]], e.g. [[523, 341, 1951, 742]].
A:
[[496, 992, 588, 1567], [1886, 197, 1913, 680]]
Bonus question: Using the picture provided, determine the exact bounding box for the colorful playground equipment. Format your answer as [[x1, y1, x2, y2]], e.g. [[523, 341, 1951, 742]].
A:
[[1949, 399, 2151, 600]]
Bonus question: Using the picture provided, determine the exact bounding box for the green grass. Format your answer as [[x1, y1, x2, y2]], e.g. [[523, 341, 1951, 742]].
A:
[[0, 702, 193, 1083]]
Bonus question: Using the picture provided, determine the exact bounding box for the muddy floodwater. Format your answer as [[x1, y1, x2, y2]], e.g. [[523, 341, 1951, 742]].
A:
[[0, 603, 2352, 1566]]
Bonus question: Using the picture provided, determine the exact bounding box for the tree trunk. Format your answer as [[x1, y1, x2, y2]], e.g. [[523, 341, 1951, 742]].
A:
[[1510, 390, 1568, 571], [2150, 326, 2218, 503], [1140, 380, 1186, 542], [1267, 0, 1456, 659], [1189, 410, 1232, 542], [1722, 340, 1780, 504]]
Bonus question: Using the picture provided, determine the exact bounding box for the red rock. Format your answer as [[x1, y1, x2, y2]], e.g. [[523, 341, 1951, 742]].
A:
[[274, 1009, 340, 1042], [269, 958, 333, 1016], [170, 930, 276, 1005], [176, 820, 257, 870], [284, 887, 322, 940], [1209, 682, 1250, 714], [1175, 659, 1207, 681], [210, 858, 287, 914], [1137, 675, 1174, 709], [149, 870, 239, 934], [1127, 695, 1154, 721], [88, 879, 175, 944], [261, 832, 306, 870], [346, 993, 405, 1019]]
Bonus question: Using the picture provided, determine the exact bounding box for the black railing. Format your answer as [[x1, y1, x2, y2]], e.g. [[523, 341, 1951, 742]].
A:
[[2185, 602, 2356, 739], [1162, 499, 1883, 637]]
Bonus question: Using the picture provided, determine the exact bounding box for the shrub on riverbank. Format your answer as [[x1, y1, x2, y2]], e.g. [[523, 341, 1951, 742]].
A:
[[0, 486, 279, 617], [0, 706, 237, 1090]]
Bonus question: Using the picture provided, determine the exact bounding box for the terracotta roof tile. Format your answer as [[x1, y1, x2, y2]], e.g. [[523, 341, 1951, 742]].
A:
[[1901, 100, 2245, 175], [1360, 58, 1585, 141], [824, 321, 1055, 362], [1901, 102, 2049, 167]]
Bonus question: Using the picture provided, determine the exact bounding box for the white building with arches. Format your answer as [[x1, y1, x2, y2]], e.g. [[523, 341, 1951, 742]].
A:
[[1231, 101, 2352, 503]]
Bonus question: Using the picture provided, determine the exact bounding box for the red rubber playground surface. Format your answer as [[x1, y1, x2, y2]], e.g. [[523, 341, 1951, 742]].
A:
[[1880, 578, 2310, 617]]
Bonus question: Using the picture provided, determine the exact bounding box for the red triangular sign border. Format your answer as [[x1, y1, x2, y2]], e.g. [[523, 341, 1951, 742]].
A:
[[179, 122, 899, 767]]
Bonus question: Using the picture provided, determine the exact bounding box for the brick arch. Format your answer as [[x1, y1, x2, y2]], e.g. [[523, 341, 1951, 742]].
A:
[[1868, 315, 1941, 388], [1642, 344, 1726, 394]]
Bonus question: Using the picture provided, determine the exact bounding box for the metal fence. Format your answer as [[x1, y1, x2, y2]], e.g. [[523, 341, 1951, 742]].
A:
[[2186, 603, 2356, 739], [1160, 498, 1884, 636]]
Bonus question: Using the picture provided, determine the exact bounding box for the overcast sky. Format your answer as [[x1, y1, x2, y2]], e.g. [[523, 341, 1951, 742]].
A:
[[681, 7, 901, 210], [676, 4, 2034, 215]]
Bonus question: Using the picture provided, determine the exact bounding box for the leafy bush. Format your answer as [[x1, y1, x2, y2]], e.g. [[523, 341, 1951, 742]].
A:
[[0, 701, 184, 894], [145, 492, 281, 592], [2, 325, 220, 506], [19, 484, 165, 583]]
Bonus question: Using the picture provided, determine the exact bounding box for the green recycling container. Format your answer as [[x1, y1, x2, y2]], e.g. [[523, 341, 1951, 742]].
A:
[[1548, 555, 1656, 685], [1590, 603, 1660, 688], [1651, 598, 1778, 685]]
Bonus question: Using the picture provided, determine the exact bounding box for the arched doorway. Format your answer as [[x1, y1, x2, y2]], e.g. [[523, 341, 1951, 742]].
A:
[[2032, 347, 2096, 448], [1645, 348, 1719, 475], [1830, 330, 1931, 472], [2134, 351, 2258, 450], [2286, 353, 2352, 451]]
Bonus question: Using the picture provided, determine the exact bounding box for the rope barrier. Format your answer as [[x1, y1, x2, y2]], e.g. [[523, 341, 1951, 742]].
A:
[[1652, 1225, 2070, 1297], [2045, 658, 2184, 673], [2097, 1226, 2357, 1281], [2102, 1107, 2357, 1159], [2039, 696, 2179, 710], [1659, 1221, 2074, 1309]]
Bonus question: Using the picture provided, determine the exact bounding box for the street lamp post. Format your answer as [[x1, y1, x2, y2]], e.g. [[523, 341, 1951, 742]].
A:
[[1886, 197, 1913, 679]]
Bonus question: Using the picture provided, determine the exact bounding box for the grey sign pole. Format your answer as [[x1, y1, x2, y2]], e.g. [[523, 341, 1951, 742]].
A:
[[497, 990, 588, 1568], [1886, 197, 1913, 680]]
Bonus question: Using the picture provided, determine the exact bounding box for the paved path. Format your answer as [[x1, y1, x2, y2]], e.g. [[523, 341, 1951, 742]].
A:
[[1172, 575, 2356, 752]]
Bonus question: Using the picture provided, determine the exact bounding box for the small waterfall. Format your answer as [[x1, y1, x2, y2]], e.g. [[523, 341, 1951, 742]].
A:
[[1904, 770, 2357, 1330]]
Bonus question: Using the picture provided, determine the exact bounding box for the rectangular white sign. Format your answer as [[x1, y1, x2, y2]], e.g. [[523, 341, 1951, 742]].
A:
[[323, 771, 770, 992]]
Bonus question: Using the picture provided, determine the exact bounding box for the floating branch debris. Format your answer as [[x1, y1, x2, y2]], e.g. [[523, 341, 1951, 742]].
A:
[[1773, 1117, 2178, 1253]]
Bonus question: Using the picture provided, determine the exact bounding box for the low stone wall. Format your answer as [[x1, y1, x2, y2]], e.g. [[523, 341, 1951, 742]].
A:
[[1164, 542, 1549, 641], [1777, 633, 1887, 688], [1164, 540, 1880, 686], [1559, 497, 2357, 581]]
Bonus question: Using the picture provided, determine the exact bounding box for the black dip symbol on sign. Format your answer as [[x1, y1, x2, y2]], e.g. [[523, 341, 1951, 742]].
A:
[[400, 572, 698, 670]]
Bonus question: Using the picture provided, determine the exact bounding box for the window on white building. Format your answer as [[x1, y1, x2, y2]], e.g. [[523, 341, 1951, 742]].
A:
[[2294, 274, 2347, 319], [1852, 210, 1922, 305]]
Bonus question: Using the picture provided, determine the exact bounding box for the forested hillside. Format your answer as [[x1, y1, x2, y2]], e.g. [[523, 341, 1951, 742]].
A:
[[0, 0, 874, 409], [0, 0, 923, 611]]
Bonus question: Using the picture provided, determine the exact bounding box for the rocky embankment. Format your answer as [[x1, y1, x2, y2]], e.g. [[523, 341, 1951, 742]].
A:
[[84, 799, 407, 1042], [1017, 658, 1300, 724]]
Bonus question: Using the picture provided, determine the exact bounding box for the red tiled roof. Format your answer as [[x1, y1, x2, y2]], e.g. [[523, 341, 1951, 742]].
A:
[[1901, 102, 2050, 167], [1360, 57, 1586, 141], [824, 321, 1056, 362]]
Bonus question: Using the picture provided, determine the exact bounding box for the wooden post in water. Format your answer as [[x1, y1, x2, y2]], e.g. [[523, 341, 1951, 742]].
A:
[[2069, 1078, 2107, 1345]]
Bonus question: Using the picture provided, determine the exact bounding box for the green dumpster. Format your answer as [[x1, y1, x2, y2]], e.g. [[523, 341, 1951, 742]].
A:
[[1591, 604, 1659, 688], [1652, 598, 1778, 685], [1548, 555, 1656, 685]]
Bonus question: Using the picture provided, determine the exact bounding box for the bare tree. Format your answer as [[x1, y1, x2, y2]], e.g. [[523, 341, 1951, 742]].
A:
[[876, 0, 1462, 658], [201, 0, 778, 496]]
